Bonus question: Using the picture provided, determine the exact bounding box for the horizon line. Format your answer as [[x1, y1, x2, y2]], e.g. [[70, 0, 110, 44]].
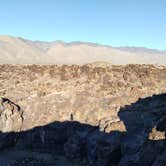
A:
[[0, 34, 166, 52]]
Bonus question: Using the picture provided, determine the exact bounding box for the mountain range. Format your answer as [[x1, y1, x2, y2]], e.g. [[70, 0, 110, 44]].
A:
[[0, 35, 166, 65]]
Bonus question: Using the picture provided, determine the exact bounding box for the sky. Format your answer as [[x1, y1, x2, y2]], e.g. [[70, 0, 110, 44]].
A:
[[0, 0, 166, 50]]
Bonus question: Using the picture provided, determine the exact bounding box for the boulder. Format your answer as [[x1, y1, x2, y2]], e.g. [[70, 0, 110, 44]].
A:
[[0, 97, 23, 149]]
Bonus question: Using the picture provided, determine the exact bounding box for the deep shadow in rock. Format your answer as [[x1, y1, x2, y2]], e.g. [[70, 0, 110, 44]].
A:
[[118, 93, 166, 166], [0, 93, 165, 166], [0, 121, 123, 166]]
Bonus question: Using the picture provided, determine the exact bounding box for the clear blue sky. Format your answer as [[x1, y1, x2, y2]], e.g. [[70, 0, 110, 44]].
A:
[[0, 0, 166, 50]]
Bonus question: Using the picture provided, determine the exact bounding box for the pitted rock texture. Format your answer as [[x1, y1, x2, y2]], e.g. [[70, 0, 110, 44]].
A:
[[0, 64, 165, 166], [0, 97, 23, 150], [0, 64, 165, 130]]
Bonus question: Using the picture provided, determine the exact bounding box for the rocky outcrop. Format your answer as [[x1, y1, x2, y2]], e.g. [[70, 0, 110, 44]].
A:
[[0, 97, 23, 150], [0, 64, 165, 165], [0, 64, 165, 131], [0, 94, 165, 166], [118, 94, 166, 166]]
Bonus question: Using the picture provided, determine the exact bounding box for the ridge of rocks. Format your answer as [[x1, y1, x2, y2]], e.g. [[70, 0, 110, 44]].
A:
[[0, 64, 165, 165]]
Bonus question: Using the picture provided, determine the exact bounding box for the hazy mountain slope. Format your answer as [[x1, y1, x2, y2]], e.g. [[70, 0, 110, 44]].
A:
[[117, 46, 166, 54], [0, 35, 166, 65], [47, 43, 166, 65], [19, 37, 54, 52], [0, 36, 51, 64]]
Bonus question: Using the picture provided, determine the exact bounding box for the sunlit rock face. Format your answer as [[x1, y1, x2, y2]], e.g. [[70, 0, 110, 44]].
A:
[[0, 64, 165, 130], [0, 64, 165, 165], [0, 97, 23, 150]]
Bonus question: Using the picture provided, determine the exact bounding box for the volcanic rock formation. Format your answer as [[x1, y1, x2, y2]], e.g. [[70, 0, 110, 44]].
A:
[[0, 64, 165, 165]]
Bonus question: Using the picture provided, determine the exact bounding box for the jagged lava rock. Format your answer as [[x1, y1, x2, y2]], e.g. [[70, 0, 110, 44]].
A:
[[0, 64, 165, 165], [0, 97, 23, 149]]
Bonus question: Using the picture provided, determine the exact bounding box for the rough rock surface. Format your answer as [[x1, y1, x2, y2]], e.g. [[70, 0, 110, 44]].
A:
[[0, 97, 23, 150], [0, 64, 165, 165]]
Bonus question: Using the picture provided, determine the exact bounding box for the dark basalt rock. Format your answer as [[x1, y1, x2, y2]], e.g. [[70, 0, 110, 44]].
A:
[[0, 94, 165, 166], [0, 97, 23, 150]]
